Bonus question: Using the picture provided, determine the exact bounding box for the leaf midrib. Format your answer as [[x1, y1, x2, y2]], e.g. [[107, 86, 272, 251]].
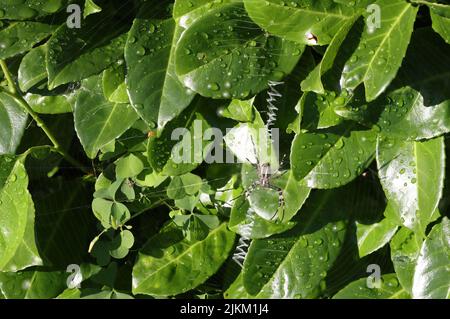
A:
[[362, 4, 413, 82]]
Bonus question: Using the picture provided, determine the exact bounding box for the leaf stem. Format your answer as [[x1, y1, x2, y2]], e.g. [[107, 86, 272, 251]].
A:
[[0, 60, 17, 94], [0, 60, 90, 174], [409, 0, 447, 7]]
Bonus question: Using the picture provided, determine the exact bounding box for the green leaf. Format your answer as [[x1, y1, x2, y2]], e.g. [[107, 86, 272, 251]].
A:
[[0, 269, 67, 299], [412, 217, 450, 299], [243, 0, 369, 45], [301, 14, 359, 93], [0, 155, 42, 272], [147, 98, 211, 175], [110, 230, 134, 259], [221, 98, 254, 123], [376, 136, 445, 235], [173, 0, 239, 23], [429, 2, 450, 43], [46, 11, 129, 89], [84, 0, 102, 18], [0, 0, 69, 20], [242, 165, 311, 223], [378, 28, 450, 139], [224, 273, 251, 299], [242, 188, 349, 298], [229, 196, 297, 239], [175, 2, 303, 99], [356, 217, 398, 258], [74, 75, 139, 158], [115, 153, 144, 179], [224, 110, 279, 169], [299, 91, 344, 130], [337, 28, 450, 139], [132, 223, 235, 296], [0, 93, 28, 155], [181, 173, 203, 195], [167, 176, 186, 200], [390, 226, 423, 294], [102, 62, 129, 104], [18, 45, 47, 92], [376, 88, 450, 141], [333, 274, 409, 299], [291, 125, 377, 189], [125, 17, 195, 129], [24, 91, 74, 115], [0, 22, 55, 59], [340, 0, 418, 101], [175, 195, 199, 212]]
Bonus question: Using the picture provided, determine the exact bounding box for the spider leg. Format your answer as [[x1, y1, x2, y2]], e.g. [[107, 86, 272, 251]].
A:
[[268, 185, 285, 221], [245, 180, 260, 199], [249, 134, 260, 165], [226, 180, 260, 212], [270, 169, 289, 181]]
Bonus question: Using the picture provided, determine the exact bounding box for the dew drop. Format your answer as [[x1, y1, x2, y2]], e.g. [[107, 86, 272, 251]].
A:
[[207, 83, 220, 91], [136, 47, 146, 56]]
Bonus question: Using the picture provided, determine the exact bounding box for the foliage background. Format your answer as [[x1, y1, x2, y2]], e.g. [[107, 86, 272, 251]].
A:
[[0, 0, 449, 299]]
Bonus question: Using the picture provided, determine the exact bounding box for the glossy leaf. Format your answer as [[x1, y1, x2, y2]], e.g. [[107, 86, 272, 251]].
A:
[[429, 2, 450, 43], [301, 14, 359, 93], [173, 0, 239, 24], [175, 2, 303, 99], [291, 125, 377, 189], [242, 188, 349, 298], [333, 274, 409, 299], [243, 0, 370, 45], [46, 11, 129, 89], [0, 155, 42, 272], [0, 269, 67, 299], [337, 28, 450, 140], [241, 165, 311, 223], [74, 75, 139, 158], [221, 98, 254, 123], [356, 217, 398, 258], [229, 196, 297, 239], [0, 93, 28, 155], [125, 17, 195, 129], [224, 273, 251, 299], [132, 223, 235, 296], [299, 91, 344, 130], [24, 92, 74, 114], [376, 136, 445, 235], [340, 0, 418, 101], [84, 0, 102, 18], [0, 22, 55, 59], [412, 217, 450, 299], [147, 98, 211, 176], [18, 45, 47, 92], [0, 0, 69, 20], [102, 63, 129, 104], [390, 226, 423, 294]]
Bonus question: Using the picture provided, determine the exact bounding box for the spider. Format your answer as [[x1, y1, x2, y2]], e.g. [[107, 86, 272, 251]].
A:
[[239, 137, 288, 222]]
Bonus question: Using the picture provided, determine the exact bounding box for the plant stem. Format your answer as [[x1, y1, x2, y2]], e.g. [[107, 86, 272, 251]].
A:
[[0, 60, 90, 174], [410, 0, 447, 7], [0, 60, 17, 94]]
